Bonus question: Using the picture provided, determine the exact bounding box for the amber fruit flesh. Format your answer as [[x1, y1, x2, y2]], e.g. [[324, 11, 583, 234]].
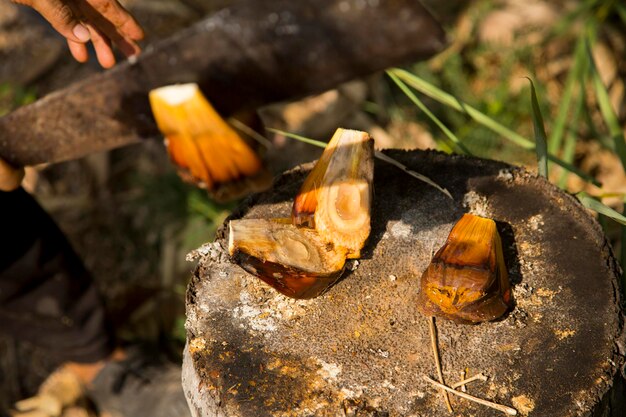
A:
[[291, 128, 374, 258], [149, 83, 270, 201], [233, 252, 343, 299], [418, 214, 512, 324], [419, 262, 511, 323], [228, 219, 347, 299]]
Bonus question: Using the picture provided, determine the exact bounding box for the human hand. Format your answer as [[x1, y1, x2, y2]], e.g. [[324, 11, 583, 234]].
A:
[[11, 0, 144, 68], [12, 366, 84, 417], [0, 158, 24, 192]]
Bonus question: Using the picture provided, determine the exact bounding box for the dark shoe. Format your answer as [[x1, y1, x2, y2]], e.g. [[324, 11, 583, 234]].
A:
[[88, 346, 191, 417]]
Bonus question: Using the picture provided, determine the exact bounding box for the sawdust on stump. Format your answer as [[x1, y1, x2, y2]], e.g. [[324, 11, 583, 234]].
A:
[[183, 150, 625, 417]]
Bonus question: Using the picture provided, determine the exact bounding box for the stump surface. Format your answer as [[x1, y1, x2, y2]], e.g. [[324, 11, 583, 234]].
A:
[[184, 150, 625, 417]]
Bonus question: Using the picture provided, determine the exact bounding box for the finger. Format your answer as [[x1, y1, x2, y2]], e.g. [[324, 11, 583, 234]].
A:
[[120, 39, 140, 58], [105, 32, 140, 58], [27, 0, 91, 43], [87, 0, 144, 40], [78, 1, 142, 58], [85, 23, 116, 68], [10, 409, 49, 417], [13, 394, 61, 417], [13, 396, 41, 411], [67, 39, 88, 63], [0, 158, 25, 192]]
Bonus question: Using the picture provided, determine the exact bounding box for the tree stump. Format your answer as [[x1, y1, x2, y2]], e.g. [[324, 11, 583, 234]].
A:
[[183, 150, 625, 417]]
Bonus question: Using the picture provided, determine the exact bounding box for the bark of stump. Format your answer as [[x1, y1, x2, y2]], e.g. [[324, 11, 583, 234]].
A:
[[183, 150, 625, 417]]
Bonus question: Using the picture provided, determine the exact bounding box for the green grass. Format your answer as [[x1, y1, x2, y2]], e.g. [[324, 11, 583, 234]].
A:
[[384, 1, 626, 300], [387, 71, 472, 155], [266, 128, 453, 198], [527, 78, 549, 178], [388, 68, 601, 186], [125, 171, 236, 347], [133, 171, 235, 249]]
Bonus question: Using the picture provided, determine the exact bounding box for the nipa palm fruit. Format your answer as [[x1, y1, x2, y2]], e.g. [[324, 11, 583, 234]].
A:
[[291, 128, 374, 258], [149, 83, 271, 201], [228, 128, 374, 298], [418, 213, 512, 324], [228, 219, 348, 299]]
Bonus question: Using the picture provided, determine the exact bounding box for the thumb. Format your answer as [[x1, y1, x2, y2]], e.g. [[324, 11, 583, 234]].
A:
[[25, 0, 91, 43]]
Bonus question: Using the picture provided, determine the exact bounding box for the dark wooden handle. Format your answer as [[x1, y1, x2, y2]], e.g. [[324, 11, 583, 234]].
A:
[[0, 0, 445, 166]]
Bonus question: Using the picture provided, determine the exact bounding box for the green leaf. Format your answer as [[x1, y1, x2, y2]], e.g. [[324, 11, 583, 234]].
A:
[[548, 37, 586, 154], [389, 68, 533, 148], [389, 68, 601, 187], [266, 128, 328, 148], [577, 192, 626, 226], [587, 38, 626, 172], [526, 78, 549, 178], [266, 127, 452, 199], [579, 72, 613, 151], [617, 3, 626, 26], [386, 71, 472, 155], [374, 150, 452, 199], [558, 89, 584, 189], [230, 118, 273, 148], [549, 0, 592, 38]]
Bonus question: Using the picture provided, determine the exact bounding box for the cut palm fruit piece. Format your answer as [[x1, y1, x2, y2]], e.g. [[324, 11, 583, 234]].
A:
[[418, 213, 512, 324], [228, 218, 347, 299], [292, 128, 374, 258], [149, 83, 271, 201]]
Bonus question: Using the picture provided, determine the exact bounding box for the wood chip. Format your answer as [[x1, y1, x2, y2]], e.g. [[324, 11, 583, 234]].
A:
[[423, 375, 518, 415], [428, 316, 453, 413]]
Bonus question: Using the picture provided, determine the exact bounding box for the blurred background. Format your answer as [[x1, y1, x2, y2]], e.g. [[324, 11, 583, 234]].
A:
[[1, 0, 624, 412]]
